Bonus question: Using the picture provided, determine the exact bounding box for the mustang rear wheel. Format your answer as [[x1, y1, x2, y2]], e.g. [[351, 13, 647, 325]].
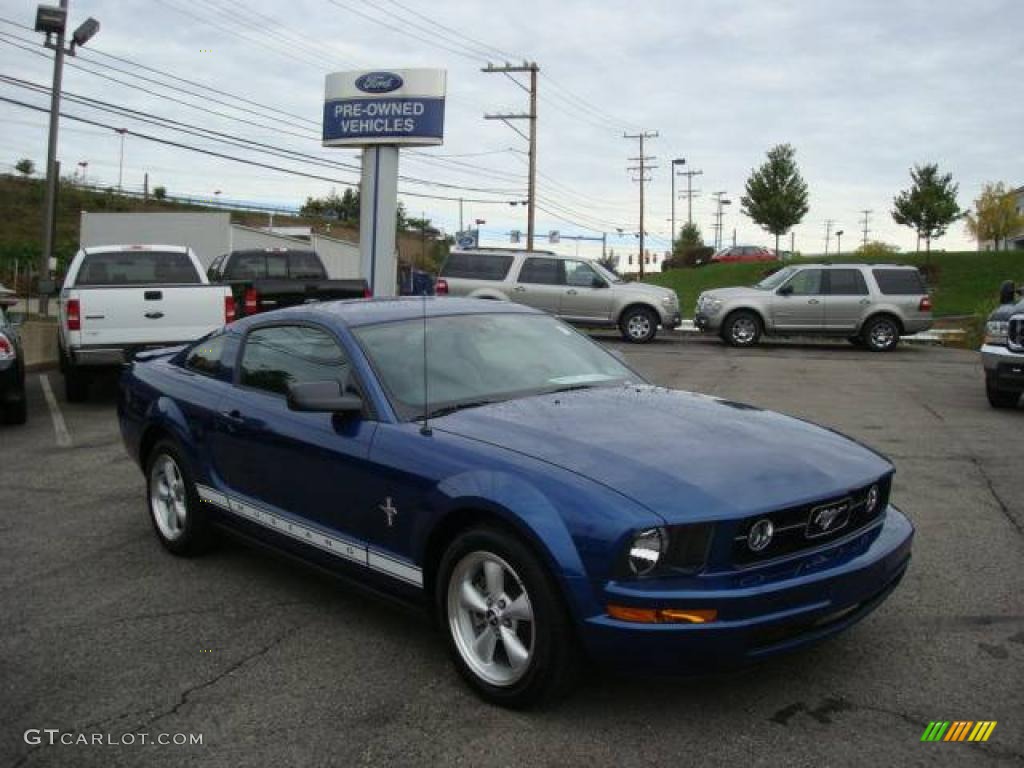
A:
[[437, 526, 580, 707], [146, 440, 214, 556]]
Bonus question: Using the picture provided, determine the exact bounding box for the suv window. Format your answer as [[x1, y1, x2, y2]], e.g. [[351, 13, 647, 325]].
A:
[[872, 268, 926, 295], [782, 269, 823, 296], [75, 251, 201, 286], [441, 253, 514, 280], [184, 333, 227, 377], [827, 269, 869, 295], [518, 257, 562, 285], [240, 325, 349, 396], [564, 259, 601, 288]]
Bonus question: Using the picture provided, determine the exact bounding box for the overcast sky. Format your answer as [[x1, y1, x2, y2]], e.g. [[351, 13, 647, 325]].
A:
[[1, 0, 1021, 262]]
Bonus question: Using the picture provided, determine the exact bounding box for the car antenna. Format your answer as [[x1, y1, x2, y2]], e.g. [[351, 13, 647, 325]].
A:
[[420, 291, 432, 436]]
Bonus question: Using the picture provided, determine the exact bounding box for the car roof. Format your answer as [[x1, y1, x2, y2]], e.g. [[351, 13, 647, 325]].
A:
[[795, 263, 918, 269], [450, 248, 559, 257], [81, 244, 189, 254], [239, 296, 541, 329]]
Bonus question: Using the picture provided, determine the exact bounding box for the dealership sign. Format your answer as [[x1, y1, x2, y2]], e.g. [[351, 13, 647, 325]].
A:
[[323, 68, 446, 147]]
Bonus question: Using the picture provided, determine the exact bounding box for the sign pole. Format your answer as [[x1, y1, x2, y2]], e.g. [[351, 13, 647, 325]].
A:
[[359, 146, 399, 296]]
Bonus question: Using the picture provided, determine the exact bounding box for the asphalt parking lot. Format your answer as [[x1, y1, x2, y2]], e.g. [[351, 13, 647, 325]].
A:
[[2, 336, 1022, 767]]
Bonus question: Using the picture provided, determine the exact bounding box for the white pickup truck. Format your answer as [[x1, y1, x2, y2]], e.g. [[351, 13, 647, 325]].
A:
[[58, 244, 234, 401]]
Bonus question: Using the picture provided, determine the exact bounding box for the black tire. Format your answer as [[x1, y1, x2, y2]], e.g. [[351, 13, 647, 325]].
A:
[[63, 359, 90, 403], [436, 526, 581, 708], [722, 310, 762, 347], [619, 306, 659, 344], [145, 439, 215, 556], [2, 394, 27, 425], [861, 315, 900, 352], [986, 376, 1020, 409]]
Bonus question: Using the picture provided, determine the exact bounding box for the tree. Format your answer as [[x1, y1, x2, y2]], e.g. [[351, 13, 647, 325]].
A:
[[153, 186, 167, 200], [891, 163, 962, 254], [964, 182, 1023, 251], [672, 221, 703, 257], [855, 241, 901, 259], [15, 158, 34, 177], [740, 144, 809, 258]]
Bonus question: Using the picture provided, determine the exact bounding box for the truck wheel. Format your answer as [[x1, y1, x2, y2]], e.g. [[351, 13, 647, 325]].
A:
[[862, 316, 900, 352], [986, 376, 1020, 409], [619, 306, 658, 344], [723, 310, 762, 347], [64, 364, 90, 403]]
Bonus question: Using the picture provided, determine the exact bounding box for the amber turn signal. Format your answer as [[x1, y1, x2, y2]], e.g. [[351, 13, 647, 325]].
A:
[[607, 605, 718, 624]]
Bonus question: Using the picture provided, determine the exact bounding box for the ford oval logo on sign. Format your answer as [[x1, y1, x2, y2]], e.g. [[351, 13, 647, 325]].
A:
[[356, 72, 403, 94]]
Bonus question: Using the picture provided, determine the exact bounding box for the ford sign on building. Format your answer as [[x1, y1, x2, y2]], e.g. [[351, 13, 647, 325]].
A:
[[323, 68, 446, 147]]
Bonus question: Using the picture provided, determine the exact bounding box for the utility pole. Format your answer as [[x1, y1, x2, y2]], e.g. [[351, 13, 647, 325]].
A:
[[670, 158, 685, 248], [483, 62, 538, 249], [677, 168, 703, 226], [712, 191, 731, 250], [624, 131, 658, 279], [458, 197, 464, 232], [115, 127, 126, 191], [860, 209, 872, 248], [823, 219, 836, 257]]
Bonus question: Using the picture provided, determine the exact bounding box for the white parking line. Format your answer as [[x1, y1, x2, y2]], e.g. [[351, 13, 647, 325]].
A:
[[39, 374, 72, 448]]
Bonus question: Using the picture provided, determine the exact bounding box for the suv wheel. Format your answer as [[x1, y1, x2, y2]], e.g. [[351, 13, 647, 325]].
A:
[[437, 526, 580, 708], [619, 306, 658, 344], [986, 375, 1020, 409], [723, 310, 762, 347], [862, 316, 900, 352]]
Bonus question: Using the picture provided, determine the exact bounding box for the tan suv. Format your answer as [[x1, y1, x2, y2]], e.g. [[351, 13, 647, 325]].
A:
[[694, 263, 933, 351], [437, 248, 680, 343]]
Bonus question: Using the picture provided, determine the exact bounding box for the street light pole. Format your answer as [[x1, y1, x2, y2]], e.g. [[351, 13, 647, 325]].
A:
[[836, 230, 844, 257], [116, 127, 126, 191]]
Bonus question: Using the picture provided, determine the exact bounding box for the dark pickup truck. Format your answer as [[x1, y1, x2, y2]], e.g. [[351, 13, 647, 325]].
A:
[[980, 280, 1024, 409], [206, 248, 368, 318]]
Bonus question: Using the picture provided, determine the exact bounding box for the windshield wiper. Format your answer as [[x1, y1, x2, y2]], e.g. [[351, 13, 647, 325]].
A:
[[425, 400, 498, 419], [547, 383, 599, 394]]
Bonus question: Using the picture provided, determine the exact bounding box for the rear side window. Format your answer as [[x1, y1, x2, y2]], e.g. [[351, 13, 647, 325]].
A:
[[440, 253, 514, 280], [184, 333, 227, 377], [240, 325, 349, 396], [872, 269, 926, 295], [827, 269, 869, 295], [288, 252, 326, 279], [518, 258, 562, 285], [75, 251, 201, 286]]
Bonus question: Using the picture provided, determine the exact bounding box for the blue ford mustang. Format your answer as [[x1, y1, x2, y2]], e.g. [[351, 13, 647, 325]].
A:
[[118, 297, 913, 707]]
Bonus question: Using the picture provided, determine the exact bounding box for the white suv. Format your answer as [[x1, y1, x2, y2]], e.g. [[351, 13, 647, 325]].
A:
[[438, 248, 680, 343]]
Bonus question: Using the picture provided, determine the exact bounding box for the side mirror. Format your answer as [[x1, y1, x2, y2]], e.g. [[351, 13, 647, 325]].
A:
[[999, 280, 1018, 305], [592, 276, 607, 289], [287, 380, 363, 415], [778, 284, 794, 296]]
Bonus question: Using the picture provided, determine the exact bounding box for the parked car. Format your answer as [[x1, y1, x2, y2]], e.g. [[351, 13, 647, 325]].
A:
[[710, 246, 778, 263], [206, 247, 369, 318], [0, 301, 26, 424], [58, 244, 235, 402], [119, 297, 913, 707], [695, 264, 933, 351], [980, 280, 1023, 409], [437, 248, 680, 343]]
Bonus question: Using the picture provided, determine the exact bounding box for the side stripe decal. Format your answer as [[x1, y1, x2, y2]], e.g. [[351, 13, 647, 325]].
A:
[[196, 483, 422, 587]]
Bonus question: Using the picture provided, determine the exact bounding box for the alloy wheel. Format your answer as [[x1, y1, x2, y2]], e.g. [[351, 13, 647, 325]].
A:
[[149, 454, 188, 541], [869, 320, 897, 350], [627, 313, 652, 341], [447, 551, 535, 687], [731, 316, 757, 344]]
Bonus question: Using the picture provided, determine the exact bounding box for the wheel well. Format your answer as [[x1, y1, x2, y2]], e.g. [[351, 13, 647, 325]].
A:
[[723, 307, 765, 331], [861, 312, 903, 335], [617, 302, 658, 325], [138, 425, 170, 469]]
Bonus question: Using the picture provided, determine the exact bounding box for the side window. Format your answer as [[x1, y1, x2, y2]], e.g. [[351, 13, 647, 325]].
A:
[[872, 269, 926, 295], [783, 269, 823, 296], [289, 252, 326, 279], [440, 253, 514, 280], [518, 257, 562, 285], [240, 325, 349, 397], [564, 260, 600, 288], [827, 269, 869, 295], [184, 333, 227, 377]]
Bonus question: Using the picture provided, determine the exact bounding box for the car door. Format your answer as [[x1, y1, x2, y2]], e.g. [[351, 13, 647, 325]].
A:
[[559, 259, 614, 321], [209, 322, 379, 545], [512, 257, 563, 313], [771, 268, 825, 330], [824, 269, 871, 331]]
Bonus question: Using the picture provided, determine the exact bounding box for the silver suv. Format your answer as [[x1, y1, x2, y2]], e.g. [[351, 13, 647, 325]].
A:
[[437, 248, 681, 343], [695, 264, 933, 351]]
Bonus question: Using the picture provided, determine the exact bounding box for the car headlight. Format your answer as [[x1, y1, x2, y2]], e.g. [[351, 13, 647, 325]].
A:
[[661, 294, 676, 307], [627, 528, 665, 576], [699, 296, 723, 315], [984, 320, 1008, 345]]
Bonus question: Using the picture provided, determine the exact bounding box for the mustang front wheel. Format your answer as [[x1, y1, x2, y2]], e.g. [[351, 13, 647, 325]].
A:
[[437, 526, 579, 707]]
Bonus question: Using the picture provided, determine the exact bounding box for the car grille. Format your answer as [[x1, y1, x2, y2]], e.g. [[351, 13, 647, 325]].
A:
[[731, 476, 892, 567], [1008, 315, 1024, 352]]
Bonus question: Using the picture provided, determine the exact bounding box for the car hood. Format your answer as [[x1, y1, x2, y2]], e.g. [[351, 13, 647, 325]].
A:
[[988, 301, 1024, 322], [700, 285, 765, 301], [629, 282, 676, 300], [435, 385, 892, 525]]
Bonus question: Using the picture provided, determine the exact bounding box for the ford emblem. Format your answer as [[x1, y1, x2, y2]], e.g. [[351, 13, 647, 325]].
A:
[[355, 72, 403, 94]]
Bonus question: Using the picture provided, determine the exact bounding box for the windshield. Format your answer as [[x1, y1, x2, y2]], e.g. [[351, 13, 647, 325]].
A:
[[354, 313, 641, 420], [592, 262, 624, 284], [754, 266, 795, 290]]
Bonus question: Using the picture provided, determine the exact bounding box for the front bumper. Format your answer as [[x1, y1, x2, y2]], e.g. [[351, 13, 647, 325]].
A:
[[694, 312, 720, 332], [579, 504, 913, 673], [981, 344, 1024, 392]]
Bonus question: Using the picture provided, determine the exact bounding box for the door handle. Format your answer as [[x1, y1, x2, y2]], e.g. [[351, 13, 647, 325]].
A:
[[566, 289, 578, 295], [220, 409, 244, 423], [807, 299, 820, 305], [859, 299, 871, 305], [513, 286, 526, 292], [144, 311, 164, 319]]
